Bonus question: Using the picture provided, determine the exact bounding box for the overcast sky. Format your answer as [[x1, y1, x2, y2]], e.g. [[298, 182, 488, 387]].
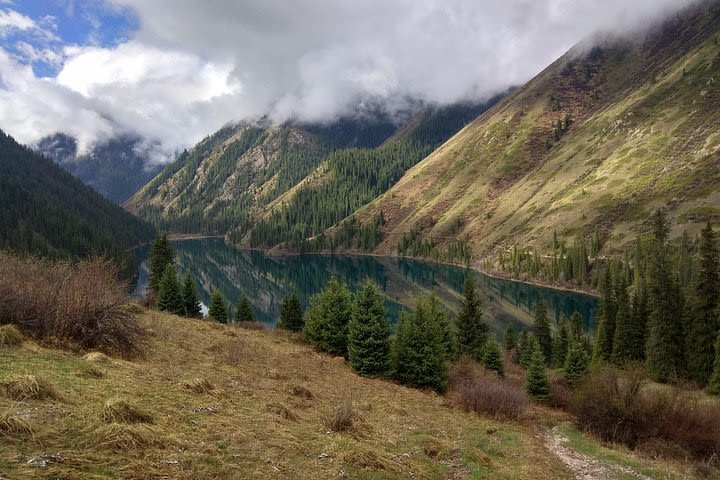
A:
[[0, 0, 700, 162]]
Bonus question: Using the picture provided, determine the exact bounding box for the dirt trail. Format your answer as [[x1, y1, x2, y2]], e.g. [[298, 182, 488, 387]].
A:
[[543, 426, 653, 480]]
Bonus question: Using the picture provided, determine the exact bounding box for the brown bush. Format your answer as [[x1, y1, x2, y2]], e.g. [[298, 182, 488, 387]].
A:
[[323, 400, 355, 433], [569, 365, 720, 463], [548, 371, 570, 409], [0, 325, 24, 347], [448, 357, 530, 421], [0, 252, 144, 357]]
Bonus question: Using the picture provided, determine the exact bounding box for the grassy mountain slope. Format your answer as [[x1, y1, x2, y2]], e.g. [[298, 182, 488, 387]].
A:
[[0, 308, 701, 479], [37, 133, 163, 204], [341, 1, 720, 263], [0, 130, 154, 269]]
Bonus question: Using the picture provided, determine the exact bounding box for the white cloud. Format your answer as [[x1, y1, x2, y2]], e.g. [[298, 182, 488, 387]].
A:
[[0, 0, 703, 164], [0, 8, 36, 34]]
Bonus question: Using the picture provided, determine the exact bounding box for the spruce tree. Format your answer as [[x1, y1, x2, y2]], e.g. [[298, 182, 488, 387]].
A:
[[303, 277, 352, 356], [518, 331, 532, 368], [456, 275, 488, 361], [348, 280, 391, 376], [181, 273, 202, 318], [504, 323, 517, 351], [564, 339, 590, 387], [278, 293, 304, 331], [646, 211, 685, 382], [686, 221, 720, 384], [592, 267, 617, 362], [148, 233, 174, 296], [553, 318, 569, 368], [525, 342, 550, 403], [629, 271, 648, 361], [569, 312, 583, 340], [427, 294, 457, 361], [610, 275, 633, 365], [392, 297, 449, 392], [235, 295, 256, 323], [482, 337, 505, 378], [208, 289, 229, 324], [533, 300, 552, 365], [709, 331, 720, 395], [156, 264, 184, 315]]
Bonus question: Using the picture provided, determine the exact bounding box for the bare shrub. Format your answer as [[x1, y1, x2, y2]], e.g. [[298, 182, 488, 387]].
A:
[[569, 365, 720, 463], [0, 325, 24, 347], [100, 399, 154, 424], [323, 400, 355, 433], [548, 371, 570, 409], [0, 375, 61, 401], [448, 357, 530, 421], [264, 402, 298, 421], [236, 321, 268, 331], [0, 252, 144, 357]]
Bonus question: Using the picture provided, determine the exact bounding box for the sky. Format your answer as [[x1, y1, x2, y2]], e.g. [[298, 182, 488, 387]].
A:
[[0, 0, 701, 163]]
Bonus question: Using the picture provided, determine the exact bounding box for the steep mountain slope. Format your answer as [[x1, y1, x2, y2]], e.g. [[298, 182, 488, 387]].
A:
[[126, 100, 502, 246], [0, 130, 154, 270], [340, 1, 720, 263], [37, 134, 164, 203]]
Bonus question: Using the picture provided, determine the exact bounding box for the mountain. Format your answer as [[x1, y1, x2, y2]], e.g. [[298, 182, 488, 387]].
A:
[[0, 129, 154, 272], [333, 0, 720, 264], [125, 99, 504, 247], [36, 133, 163, 203]]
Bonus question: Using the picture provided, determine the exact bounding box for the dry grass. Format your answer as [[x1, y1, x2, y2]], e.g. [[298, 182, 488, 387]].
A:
[[100, 398, 155, 424], [323, 399, 356, 433], [0, 252, 144, 357], [264, 402, 298, 421], [225, 338, 243, 365], [0, 324, 24, 347], [290, 385, 314, 400], [92, 423, 167, 450], [0, 375, 61, 401], [181, 377, 222, 396], [0, 413, 32, 438], [75, 365, 104, 379], [82, 351, 112, 364]]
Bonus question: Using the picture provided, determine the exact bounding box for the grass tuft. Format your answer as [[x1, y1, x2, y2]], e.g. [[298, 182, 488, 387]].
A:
[[92, 423, 166, 450], [75, 365, 104, 379], [264, 402, 298, 421], [0, 413, 33, 438], [323, 399, 355, 433], [290, 385, 314, 400], [0, 324, 24, 347], [0, 375, 61, 401], [100, 398, 155, 424], [82, 352, 112, 364], [181, 378, 222, 396]]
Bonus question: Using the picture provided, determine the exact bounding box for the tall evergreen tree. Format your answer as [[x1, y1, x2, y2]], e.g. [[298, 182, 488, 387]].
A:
[[518, 331, 532, 368], [553, 318, 569, 368], [610, 275, 634, 365], [208, 289, 229, 324], [646, 210, 686, 382], [392, 296, 450, 392], [564, 339, 590, 387], [456, 275, 488, 361], [181, 273, 202, 318], [278, 293, 304, 331], [348, 280, 391, 376], [148, 233, 174, 296], [592, 267, 617, 362], [504, 323, 517, 351], [303, 277, 352, 356], [235, 295, 256, 323], [482, 337, 505, 378], [156, 263, 184, 315], [709, 331, 720, 395], [427, 294, 457, 361], [569, 312, 584, 340], [686, 221, 720, 384], [525, 342, 550, 403], [533, 300, 552, 365], [629, 270, 649, 361]]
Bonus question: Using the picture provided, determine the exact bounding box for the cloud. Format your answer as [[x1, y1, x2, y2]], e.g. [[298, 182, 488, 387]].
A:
[[0, 0, 702, 163], [0, 8, 36, 34]]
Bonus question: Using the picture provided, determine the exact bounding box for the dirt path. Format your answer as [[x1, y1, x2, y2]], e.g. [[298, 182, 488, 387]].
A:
[[543, 426, 653, 480]]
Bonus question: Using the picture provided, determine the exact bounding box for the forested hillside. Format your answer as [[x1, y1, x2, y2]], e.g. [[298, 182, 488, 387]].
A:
[[37, 133, 163, 204], [338, 1, 720, 268], [126, 100, 503, 249], [0, 130, 154, 270]]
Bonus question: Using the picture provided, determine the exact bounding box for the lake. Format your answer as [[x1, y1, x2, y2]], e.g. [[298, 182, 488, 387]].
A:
[[136, 238, 598, 334]]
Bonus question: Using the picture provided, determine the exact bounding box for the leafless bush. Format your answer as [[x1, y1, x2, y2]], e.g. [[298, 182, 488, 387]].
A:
[[0, 252, 144, 357], [449, 357, 530, 421]]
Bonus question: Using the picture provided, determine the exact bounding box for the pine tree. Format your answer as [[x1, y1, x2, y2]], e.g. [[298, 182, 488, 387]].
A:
[[519, 331, 532, 368], [569, 312, 583, 340], [456, 275, 488, 361], [686, 221, 720, 384], [504, 323, 517, 351], [482, 337, 505, 378], [427, 294, 457, 361], [156, 264, 184, 315], [709, 331, 720, 395], [629, 270, 648, 361], [148, 233, 174, 296], [564, 339, 590, 387], [208, 289, 229, 324], [235, 295, 256, 323], [525, 342, 550, 403], [533, 300, 552, 365], [553, 318, 569, 368], [592, 267, 617, 362], [181, 273, 202, 318], [392, 296, 449, 392], [646, 210, 685, 382], [610, 275, 633, 365], [278, 293, 304, 331], [303, 277, 352, 356], [348, 280, 391, 376]]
